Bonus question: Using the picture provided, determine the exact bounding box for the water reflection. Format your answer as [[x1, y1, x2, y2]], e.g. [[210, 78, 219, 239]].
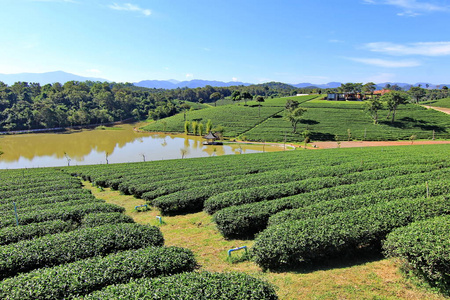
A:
[[0, 124, 283, 169]]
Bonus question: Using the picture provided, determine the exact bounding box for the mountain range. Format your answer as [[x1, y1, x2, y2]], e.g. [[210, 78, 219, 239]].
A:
[[0, 71, 448, 91], [0, 71, 107, 86], [134, 79, 251, 89]]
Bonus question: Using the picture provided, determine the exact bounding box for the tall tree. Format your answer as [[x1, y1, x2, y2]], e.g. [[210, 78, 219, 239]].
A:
[[365, 97, 383, 124], [362, 82, 376, 94], [408, 86, 426, 104], [285, 107, 307, 133], [381, 91, 409, 123], [231, 91, 241, 103], [241, 91, 252, 105], [256, 95, 265, 117], [285, 99, 299, 111], [206, 119, 213, 133], [209, 92, 221, 106], [180, 102, 191, 121], [338, 83, 363, 93]]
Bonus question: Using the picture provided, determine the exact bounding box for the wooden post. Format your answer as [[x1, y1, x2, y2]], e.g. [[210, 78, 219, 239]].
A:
[[13, 202, 19, 226]]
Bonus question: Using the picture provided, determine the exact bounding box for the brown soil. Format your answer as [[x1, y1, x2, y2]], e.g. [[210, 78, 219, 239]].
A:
[[421, 105, 450, 115], [310, 140, 450, 149]]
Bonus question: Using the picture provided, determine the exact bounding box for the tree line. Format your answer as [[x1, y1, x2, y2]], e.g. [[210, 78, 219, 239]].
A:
[[0, 80, 303, 132], [1, 80, 448, 132]]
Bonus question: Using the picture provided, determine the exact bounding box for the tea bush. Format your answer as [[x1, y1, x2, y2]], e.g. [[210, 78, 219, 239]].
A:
[[83, 272, 278, 300], [383, 215, 450, 292], [0, 223, 164, 279], [0, 246, 196, 300]]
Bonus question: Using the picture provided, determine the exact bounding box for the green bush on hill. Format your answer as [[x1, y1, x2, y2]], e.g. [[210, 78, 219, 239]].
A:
[[0, 223, 164, 279], [213, 167, 449, 239], [80, 212, 135, 227], [252, 195, 450, 270], [0, 246, 197, 300], [0, 220, 75, 246], [383, 215, 450, 293], [0, 202, 125, 228], [83, 272, 278, 300]]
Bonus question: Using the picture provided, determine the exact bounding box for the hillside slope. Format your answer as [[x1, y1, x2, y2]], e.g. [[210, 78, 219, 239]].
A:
[[142, 96, 450, 142]]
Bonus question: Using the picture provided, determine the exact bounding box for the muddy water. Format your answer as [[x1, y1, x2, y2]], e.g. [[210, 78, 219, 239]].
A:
[[0, 124, 284, 169]]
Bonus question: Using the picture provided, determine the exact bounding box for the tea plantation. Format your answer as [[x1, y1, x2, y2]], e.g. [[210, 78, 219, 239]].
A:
[[141, 96, 450, 142], [0, 168, 277, 299], [67, 144, 450, 295]]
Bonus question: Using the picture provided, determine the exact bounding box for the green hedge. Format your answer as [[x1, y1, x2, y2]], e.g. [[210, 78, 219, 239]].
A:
[[204, 163, 441, 214], [268, 180, 450, 226], [0, 223, 164, 279], [252, 195, 450, 270], [0, 220, 76, 246], [0, 246, 196, 300], [0, 176, 81, 191], [83, 272, 278, 300], [80, 212, 135, 227], [152, 160, 407, 216], [214, 168, 450, 239], [0, 194, 96, 213], [383, 215, 450, 292], [0, 198, 103, 219], [0, 202, 124, 229], [0, 188, 93, 205], [137, 158, 378, 201], [0, 181, 82, 199]]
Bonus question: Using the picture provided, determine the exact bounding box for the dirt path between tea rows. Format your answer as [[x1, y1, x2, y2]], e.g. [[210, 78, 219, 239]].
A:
[[421, 105, 450, 115], [310, 140, 450, 149]]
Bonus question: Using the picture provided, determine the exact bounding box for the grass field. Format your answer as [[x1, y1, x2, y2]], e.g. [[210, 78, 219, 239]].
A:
[[423, 97, 450, 108], [85, 180, 448, 300]]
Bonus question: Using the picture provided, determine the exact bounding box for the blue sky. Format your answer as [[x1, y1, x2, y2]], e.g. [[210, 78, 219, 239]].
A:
[[1, 0, 450, 84]]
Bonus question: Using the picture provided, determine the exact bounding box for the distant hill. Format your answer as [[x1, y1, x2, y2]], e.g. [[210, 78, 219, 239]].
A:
[[2, 71, 448, 91], [374, 82, 450, 90], [0, 71, 108, 86], [295, 82, 450, 91], [135, 79, 251, 89], [135, 80, 344, 90], [293, 82, 342, 89], [256, 82, 296, 90]]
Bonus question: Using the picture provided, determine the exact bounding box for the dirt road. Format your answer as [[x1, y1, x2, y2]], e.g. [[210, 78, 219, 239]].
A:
[[311, 140, 450, 149], [421, 105, 450, 115]]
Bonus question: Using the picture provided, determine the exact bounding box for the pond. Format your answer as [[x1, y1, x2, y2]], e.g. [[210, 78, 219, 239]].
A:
[[0, 123, 285, 169]]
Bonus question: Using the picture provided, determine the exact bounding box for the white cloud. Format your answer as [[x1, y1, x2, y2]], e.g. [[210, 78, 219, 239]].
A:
[[365, 41, 450, 56], [185, 73, 194, 78], [109, 3, 151, 16], [86, 69, 101, 74], [366, 72, 397, 83], [329, 39, 345, 43], [347, 57, 421, 67], [232, 77, 238, 82], [363, 0, 449, 16]]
